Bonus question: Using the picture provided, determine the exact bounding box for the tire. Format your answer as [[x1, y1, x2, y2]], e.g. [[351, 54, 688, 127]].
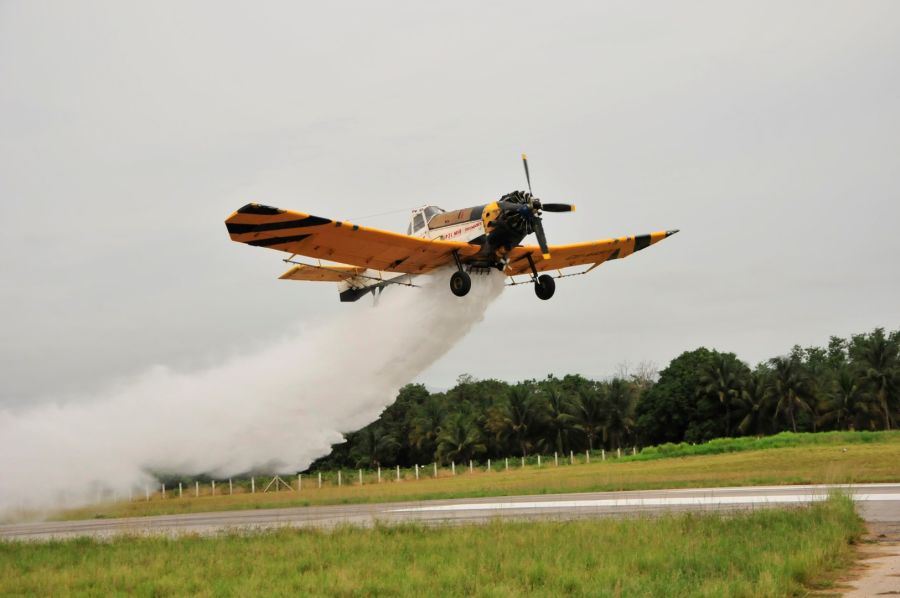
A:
[[534, 274, 556, 300], [450, 270, 472, 297]]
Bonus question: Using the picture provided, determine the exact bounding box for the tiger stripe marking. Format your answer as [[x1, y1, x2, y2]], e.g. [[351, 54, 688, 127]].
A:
[[504, 230, 676, 276], [225, 203, 481, 274]]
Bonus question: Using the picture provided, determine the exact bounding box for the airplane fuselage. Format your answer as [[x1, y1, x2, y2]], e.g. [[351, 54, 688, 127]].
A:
[[410, 193, 537, 268]]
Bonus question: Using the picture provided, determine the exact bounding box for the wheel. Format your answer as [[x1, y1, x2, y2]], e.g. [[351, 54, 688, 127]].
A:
[[450, 270, 472, 297], [534, 274, 556, 300]]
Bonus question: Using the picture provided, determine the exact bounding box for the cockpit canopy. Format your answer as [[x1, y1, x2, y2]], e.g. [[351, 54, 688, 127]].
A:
[[407, 205, 445, 235]]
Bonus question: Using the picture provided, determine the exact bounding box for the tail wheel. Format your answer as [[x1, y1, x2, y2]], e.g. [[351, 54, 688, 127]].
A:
[[450, 270, 472, 297], [534, 274, 555, 300]]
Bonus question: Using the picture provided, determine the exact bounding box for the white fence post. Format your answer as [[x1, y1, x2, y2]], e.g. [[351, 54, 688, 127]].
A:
[[359, 469, 363, 485], [195, 481, 199, 497], [601, 449, 606, 461], [554, 452, 558, 467], [452, 461, 456, 475], [145, 485, 150, 501], [229, 478, 233, 495], [162, 483, 166, 499], [617, 448, 621, 459], [415, 464, 419, 480], [211, 480, 216, 495], [505, 458, 509, 472], [298, 474, 302, 491], [396, 465, 400, 481], [469, 460, 473, 473], [433, 463, 437, 478], [587, 450, 591, 463], [338, 471, 342, 487], [570, 451, 574, 465], [487, 459, 491, 471], [178, 483, 183, 498], [377, 466, 381, 483], [251, 477, 255, 493], [537, 455, 542, 467], [318, 472, 323, 488], [521, 456, 525, 468], [633, 446, 637, 456]]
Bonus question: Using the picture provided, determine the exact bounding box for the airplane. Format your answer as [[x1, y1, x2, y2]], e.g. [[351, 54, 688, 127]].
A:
[[225, 155, 679, 302]]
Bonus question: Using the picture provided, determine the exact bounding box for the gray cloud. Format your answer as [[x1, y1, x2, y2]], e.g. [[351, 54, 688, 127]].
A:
[[1, 0, 898, 404]]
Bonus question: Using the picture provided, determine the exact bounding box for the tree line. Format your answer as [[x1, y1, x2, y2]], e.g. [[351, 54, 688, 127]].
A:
[[308, 327, 899, 471]]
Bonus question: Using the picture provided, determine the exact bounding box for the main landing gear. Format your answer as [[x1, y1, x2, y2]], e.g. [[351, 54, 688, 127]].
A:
[[450, 251, 473, 297], [534, 274, 555, 300], [450, 270, 472, 297], [528, 254, 555, 300]]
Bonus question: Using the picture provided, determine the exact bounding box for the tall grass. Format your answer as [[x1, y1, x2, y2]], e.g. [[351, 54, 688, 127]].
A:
[[0, 496, 863, 597]]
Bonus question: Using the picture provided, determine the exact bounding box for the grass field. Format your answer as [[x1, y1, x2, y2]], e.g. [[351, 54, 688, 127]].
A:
[[0, 496, 864, 597], [51, 431, 900, 521]]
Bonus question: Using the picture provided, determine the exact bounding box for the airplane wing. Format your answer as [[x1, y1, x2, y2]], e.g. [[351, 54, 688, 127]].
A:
[[225, 203, 481, 274], [504, 230, 678, 276]]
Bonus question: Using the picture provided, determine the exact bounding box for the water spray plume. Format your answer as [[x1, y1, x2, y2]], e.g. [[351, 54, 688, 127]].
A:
[[0, 268, 505, 514]]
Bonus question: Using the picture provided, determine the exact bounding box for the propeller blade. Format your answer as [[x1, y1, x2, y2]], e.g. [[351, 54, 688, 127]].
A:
[[541, 203, 576, 213], [533, 217, 551, 259], [521, 153, 532, 195]]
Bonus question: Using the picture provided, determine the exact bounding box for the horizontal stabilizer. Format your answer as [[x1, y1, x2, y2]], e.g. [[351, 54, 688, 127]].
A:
[[279, 264, 366, 282]]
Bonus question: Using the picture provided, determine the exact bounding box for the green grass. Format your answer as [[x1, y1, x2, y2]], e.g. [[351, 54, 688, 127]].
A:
[[626, 430, 894, 460], [0, 496, 864, 597], [47, 430, 900, 521]]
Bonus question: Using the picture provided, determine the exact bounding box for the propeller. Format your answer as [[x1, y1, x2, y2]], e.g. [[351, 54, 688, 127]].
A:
[[540, 203, 575, 213], [519, 154, 575, 259]]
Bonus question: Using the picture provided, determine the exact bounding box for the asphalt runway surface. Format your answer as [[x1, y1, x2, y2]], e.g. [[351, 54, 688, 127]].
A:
[[2, 483, 898, 541]]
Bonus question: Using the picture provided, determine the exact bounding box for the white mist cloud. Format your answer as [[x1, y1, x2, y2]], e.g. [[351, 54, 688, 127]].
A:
[[0, 268, 504, 513]]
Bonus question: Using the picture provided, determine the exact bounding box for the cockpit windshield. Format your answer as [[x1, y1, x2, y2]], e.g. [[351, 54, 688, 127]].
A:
[[408, 206, 444, 235], [423, 206, 444, 221]]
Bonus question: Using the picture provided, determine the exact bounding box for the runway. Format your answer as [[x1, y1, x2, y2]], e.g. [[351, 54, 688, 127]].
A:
[[2, 483, 898, 541]]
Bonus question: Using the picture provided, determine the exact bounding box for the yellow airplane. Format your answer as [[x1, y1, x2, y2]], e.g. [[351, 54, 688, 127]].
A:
[[225, 155, 678, 302]]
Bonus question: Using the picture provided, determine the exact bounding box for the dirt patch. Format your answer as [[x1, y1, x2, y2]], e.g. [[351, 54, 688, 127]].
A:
[[838, 522, 900, 597]]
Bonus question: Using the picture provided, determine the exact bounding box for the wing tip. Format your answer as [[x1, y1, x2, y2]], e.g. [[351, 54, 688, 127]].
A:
[[236, 203, 285, 216]]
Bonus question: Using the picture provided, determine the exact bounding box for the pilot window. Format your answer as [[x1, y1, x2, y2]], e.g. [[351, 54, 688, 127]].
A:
[[413, 213, 426, 232], [423, 206, 444, 220]]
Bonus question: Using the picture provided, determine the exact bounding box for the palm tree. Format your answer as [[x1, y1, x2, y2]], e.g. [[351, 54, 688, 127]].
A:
[[697, 355, 747, 437], [851, 328, 899, 430], [436, 413, 486, 463], [734, 371, 771, 436], [543, 386, 577, 455], [767, 356, 816, 433], [818, 368, 876, 431], [603, 378, 636, 450], [350, 425, 400, 468], [408, 397, 445, 460], [571, 383, 606, 452], [485, 385, 546, 457]]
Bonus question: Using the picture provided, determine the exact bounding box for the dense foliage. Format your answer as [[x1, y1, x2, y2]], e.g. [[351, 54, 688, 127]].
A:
[[309, 327, 899, 470]]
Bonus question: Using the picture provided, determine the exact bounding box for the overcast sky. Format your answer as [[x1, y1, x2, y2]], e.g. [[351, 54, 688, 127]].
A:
[[1, 1, 898, 406]]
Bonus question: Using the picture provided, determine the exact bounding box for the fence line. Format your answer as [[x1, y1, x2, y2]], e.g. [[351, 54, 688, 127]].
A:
[[123, 446, 639, 502]]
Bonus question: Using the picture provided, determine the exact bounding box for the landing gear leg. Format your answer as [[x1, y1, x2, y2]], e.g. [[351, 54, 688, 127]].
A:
[[526, 254, 556, 300], [450, 251, 472, 297]]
